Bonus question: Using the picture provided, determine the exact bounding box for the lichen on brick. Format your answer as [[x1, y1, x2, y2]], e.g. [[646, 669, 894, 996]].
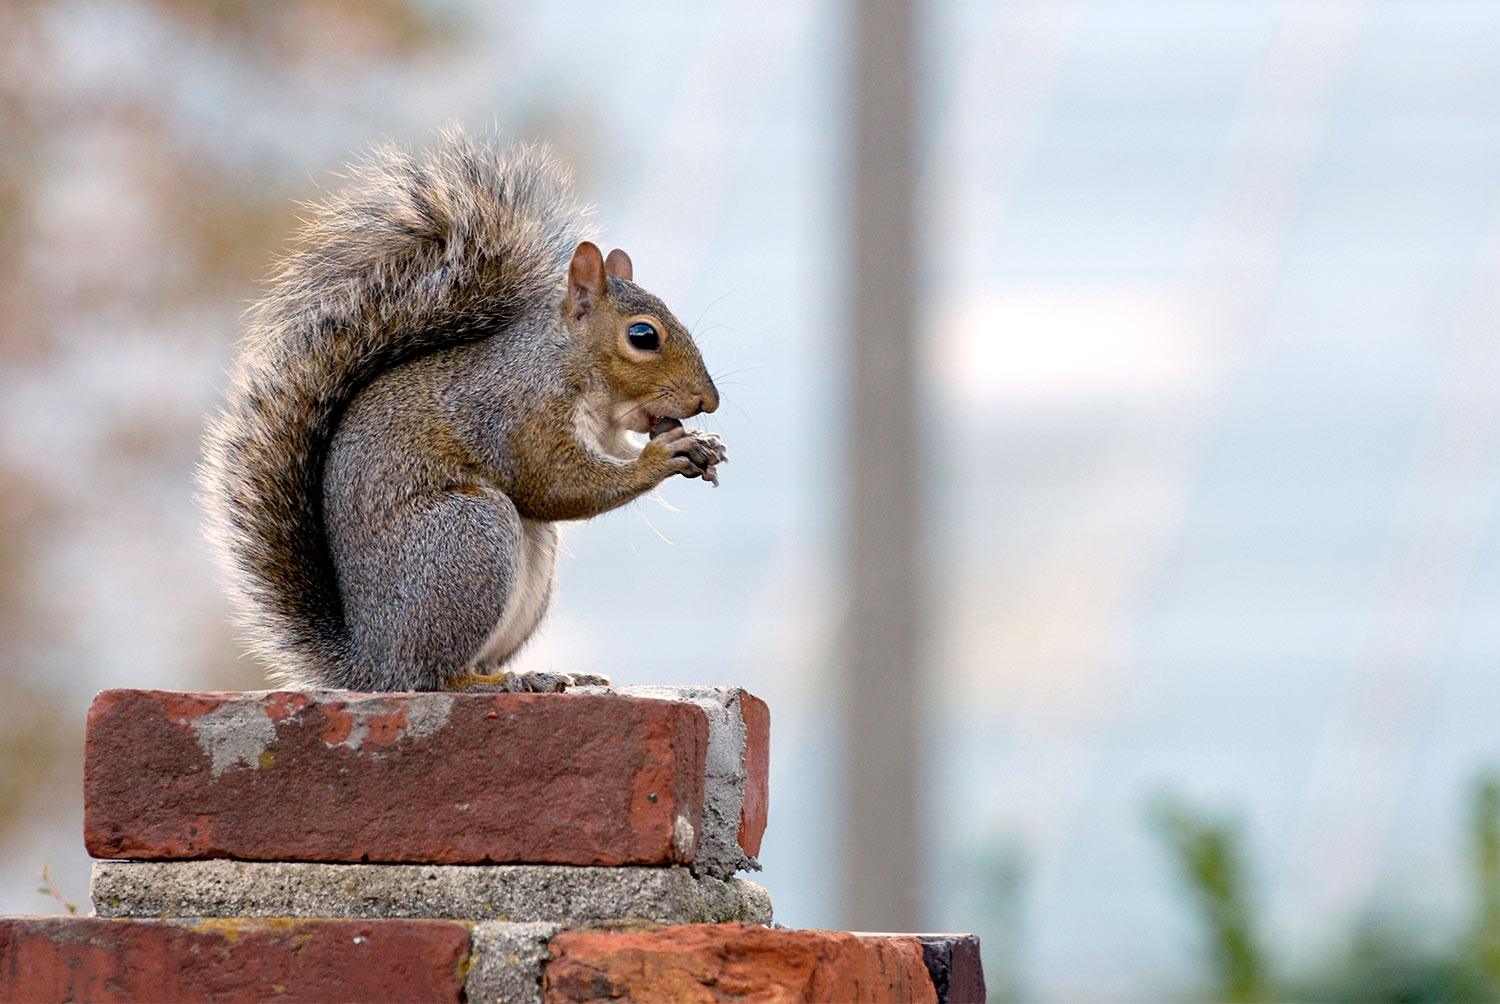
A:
[[187, 701, 278, 777]]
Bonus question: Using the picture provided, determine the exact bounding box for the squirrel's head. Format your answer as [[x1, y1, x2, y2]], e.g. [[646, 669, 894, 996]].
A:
[[563, 241, 719, 433]]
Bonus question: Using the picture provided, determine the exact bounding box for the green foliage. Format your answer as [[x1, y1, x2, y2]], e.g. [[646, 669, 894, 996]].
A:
[[35, 866, 77, 916], [1286, 915, 1489, 1004], [1150, 795, 1269, 1002], [1155, 771, 1500, 1003], [1472, 772, 1500, 998]]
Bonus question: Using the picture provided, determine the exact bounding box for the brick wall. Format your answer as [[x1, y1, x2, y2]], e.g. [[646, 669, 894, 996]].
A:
[[2, 686, 983, 1002]]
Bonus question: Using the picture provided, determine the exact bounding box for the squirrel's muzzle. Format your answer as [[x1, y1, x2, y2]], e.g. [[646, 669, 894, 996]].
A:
[[698, 379, 720, 415]]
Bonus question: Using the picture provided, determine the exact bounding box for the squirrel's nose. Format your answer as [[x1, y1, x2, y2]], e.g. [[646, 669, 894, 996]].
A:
[[698, 381, 719, 415]]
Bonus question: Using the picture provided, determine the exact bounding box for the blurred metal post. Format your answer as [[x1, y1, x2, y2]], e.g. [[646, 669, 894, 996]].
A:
[[841, 0, 923, 930]]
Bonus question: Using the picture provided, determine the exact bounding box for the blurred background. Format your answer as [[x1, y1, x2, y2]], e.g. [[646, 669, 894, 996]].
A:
[[4, 1, 1500, 1000]]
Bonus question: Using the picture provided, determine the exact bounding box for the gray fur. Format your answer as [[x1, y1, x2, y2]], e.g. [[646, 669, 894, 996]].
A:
[[320, 330, 565, 690], [199, 131, 593, 687]]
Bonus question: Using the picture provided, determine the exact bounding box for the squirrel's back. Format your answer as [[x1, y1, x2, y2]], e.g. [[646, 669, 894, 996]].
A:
[[199, 130, 593, 685]]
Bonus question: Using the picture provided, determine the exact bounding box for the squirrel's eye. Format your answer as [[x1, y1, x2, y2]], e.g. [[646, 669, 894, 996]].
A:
[[626, 322, 661, 352]]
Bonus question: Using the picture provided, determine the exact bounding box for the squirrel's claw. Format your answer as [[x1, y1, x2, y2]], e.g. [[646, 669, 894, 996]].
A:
[[657, 426, 727, 486], [460, 670, 612, 693]]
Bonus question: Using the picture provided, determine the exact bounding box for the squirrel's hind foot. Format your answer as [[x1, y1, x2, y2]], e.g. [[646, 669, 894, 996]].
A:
[[452, 670, 612, 693]]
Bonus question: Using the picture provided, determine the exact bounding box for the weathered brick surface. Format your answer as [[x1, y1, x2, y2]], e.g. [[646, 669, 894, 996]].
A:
[[586, 686, 770, 876], [917, 934, 986, 1004], [542, 924, 941, 1003], [0, 916, 469, 1003], [737, 692, 770, 859], [84, 689, 706, 866]]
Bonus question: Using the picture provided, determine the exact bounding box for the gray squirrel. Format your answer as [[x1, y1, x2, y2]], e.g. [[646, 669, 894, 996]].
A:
[[200, 131, 725, 692]]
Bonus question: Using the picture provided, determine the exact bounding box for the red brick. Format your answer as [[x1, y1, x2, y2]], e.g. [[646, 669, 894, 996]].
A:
[[84, 690, 706, 866], [542, 924, 939, 1003], [0, 916, 469, 1003], [737, 693, 770, 859]]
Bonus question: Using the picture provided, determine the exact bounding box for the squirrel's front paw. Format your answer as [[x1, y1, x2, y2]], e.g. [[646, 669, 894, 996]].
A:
[[645, 420, 729, 486]]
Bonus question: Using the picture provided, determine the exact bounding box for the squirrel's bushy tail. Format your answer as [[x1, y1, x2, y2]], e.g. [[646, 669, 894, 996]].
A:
[[199, 130, 592, 686]]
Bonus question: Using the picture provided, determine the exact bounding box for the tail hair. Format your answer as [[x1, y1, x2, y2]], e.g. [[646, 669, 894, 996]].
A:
[[199, 129, 593, 685]]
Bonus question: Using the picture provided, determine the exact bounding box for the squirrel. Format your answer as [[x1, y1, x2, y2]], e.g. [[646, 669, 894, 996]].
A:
[[199, 130, 726, 693]]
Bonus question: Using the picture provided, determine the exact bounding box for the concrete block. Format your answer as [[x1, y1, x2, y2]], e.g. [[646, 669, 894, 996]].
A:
[[465, 921, 557, 1004], [84, 689, 707, 867], [0, 916, 470, 1002], [90, 860, 773, 926]]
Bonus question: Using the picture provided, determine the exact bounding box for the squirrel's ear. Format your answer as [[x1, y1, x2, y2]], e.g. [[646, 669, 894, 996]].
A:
[[568, 241, 608, 319], [604, 248, 633, 282]]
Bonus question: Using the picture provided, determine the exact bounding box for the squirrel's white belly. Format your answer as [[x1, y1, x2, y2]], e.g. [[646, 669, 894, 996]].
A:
[[470, 518, 558, 667]]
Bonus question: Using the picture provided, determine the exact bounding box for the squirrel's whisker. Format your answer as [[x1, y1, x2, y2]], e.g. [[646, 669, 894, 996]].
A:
[[690, 290, 734, 335]]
